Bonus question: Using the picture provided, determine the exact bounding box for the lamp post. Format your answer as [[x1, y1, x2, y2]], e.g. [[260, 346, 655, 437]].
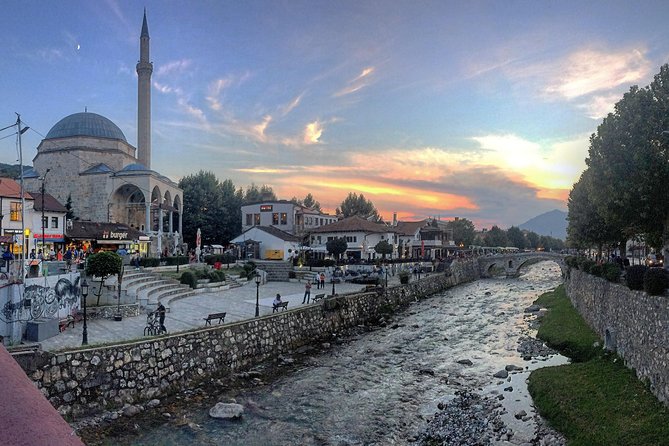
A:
[[40, 169, 51, 258], [331, 276, 336, 296], [384, 262, 388, 288], [81, 279, 89, 345], [254, 272, 261, 317]]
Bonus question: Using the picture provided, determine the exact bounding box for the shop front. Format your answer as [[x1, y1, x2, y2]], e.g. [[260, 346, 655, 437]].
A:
[[65, 222, 150, 257], [32, 233, 65, 259]]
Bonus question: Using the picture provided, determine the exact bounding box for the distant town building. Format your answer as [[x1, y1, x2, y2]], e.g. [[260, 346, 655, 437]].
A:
[[22, 11, 182, 257], [241, 200, 337, 236], [230, 226, 302, 261]]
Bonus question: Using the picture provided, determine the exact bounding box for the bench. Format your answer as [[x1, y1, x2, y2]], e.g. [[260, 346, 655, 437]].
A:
[[272, 301, 289, 313], [203, 312, 227, 325], [313, 293, 325, 303]]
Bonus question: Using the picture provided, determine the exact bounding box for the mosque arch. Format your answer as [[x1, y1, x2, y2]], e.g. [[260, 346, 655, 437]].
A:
[[150, 186, 162, 231], [110, 183, 147, 230]]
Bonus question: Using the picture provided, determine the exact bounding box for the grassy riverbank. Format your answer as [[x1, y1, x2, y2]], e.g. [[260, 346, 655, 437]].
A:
[[527, 285, 669, 446]]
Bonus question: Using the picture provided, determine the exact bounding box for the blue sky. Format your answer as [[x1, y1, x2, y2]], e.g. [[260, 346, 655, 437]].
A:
[[1, 0, 669, 229]]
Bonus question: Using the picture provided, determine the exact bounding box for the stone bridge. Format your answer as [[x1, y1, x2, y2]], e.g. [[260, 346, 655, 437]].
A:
[[477, 252, 566, 278]]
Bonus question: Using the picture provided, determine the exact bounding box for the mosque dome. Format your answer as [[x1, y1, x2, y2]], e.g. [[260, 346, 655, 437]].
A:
[[45, 112, 127, 142]]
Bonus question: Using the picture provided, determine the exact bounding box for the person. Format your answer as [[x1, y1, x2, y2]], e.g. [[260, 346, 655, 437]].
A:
[[56, 249, 63, 261], [156, 303, 166, 333], [49, 248, 56, 259], [273, 293, 282, 308], [302, 280, 311, 304], [2, 248, 13, 272], [29, 249, 36, 260], [319, 272, 325, 289]]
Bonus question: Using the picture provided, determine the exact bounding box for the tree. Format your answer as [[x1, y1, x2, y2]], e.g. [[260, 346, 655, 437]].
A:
[[337, 193, 379, 220], [374, 240, 393, 259], [218, 179, 243, 244], [506, 226, 525, 250], [484, 225, 507, 247], [326, 237, 348, 262], [525, 231, 540, 250], [243, 184, 277, 204], [179, 171, 226, 249], [303, 193, 321, 212], [446, 218, 476, 247], [85, 251, 122, 306], [65, 194, 75, 220]]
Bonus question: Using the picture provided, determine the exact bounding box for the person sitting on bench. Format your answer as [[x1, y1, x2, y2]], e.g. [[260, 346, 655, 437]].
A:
[[273, 293, 282, 308]]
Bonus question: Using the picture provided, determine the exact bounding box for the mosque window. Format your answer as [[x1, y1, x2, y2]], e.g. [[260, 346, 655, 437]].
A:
[[245, 214, 252, 226], [10, 202, 21, 221], [254, 214, 260, 225]]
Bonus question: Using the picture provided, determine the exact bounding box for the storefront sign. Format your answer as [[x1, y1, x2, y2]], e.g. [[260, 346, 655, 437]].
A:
[[102, 230, 129, 240]]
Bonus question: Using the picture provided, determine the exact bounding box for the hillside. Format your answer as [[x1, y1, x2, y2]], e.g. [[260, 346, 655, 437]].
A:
[[518, 209, 567, 240]]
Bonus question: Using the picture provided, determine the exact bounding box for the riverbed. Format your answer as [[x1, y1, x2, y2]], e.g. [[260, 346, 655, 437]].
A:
[[94, 261, 565, 445]]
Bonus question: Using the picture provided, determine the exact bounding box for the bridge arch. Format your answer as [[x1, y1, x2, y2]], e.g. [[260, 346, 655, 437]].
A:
[[477, 252, 566, 278]]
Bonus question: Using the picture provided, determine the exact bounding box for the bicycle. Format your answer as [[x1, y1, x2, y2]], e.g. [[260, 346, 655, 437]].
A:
[[143, 311, 166, 336]]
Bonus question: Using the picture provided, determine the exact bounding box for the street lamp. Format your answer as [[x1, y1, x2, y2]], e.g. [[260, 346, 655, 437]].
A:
[[81, 279, 89, 345], [40, 169, 51, 258], [384, 262, 388, 288], [331, 276, 336, 296], [254, 272, 261, 317]]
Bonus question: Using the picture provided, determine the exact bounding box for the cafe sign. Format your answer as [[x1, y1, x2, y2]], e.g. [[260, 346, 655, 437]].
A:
[[102, 230, 129, 240]]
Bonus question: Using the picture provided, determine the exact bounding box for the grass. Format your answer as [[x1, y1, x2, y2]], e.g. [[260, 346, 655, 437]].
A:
[[528, 285, 669, 446]]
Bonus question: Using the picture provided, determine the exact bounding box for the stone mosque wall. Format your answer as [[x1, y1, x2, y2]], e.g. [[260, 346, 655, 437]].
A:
[[565, 268, 669, 405], [16, 259, 480, 418]]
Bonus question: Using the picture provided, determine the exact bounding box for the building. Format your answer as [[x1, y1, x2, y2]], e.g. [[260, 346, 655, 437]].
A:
[[28, 191, 67, 256], [230, 226, 302, 261], [309, 215, 398, 260], [241, 201, 337, 236], [23, 11, 182, 257], [396, 218, 454, 259], [0, 178, 35, 256]]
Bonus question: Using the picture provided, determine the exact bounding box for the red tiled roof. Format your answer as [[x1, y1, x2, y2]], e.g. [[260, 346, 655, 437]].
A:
[[395, 220, 428, 236], [27, 192, 67, 212], [0, 178, 33, 200], [310, 215, 391, 233]]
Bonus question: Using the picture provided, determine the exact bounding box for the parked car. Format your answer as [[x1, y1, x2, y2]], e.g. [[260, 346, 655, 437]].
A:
[[645, 254, 664, 268]]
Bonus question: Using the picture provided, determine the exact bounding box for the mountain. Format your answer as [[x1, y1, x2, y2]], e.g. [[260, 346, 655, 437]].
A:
[[518, 209, 567, 240]]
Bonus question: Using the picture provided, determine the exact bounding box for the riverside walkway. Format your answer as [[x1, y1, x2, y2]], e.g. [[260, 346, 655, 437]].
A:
[[38, 275, 398, 352]]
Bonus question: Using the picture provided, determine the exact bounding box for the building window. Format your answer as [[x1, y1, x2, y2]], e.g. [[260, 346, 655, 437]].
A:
[[42, 216, 48, 229], [327, 236, 335, 242], [345, 236, 357, 243], [254, 214, 260, 225], [272, 213, 279, 225], [51, 217, 59, 228], [10, 202, 21, 221], [320, 218, 323, 225], [317, 236, 321, 243], [280, 213, 287, 225], [245, 214, 252, 226]]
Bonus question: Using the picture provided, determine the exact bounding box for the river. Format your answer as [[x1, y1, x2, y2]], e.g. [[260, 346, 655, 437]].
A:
[[102, 261, 566, 446]]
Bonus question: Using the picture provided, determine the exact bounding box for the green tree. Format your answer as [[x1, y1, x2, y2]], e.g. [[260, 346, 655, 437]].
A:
[[219, 179, 243, 244], [525, 231, 540, 250], [446, 218, 476, 247], [65, 193, 75, 220], [326, 237, 348, 262], [484, 225, 507, 247], [374, 240, 393, 259], [243, 184, 277, 204], [506, 226, 525, 249], [337, 193, 379, 220], [179, 171, 225, 249], [85, 251, 122, 306], [303, 193, 321, 211]]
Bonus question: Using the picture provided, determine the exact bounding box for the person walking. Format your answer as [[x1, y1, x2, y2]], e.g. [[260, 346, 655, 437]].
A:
[[319, 272, 325, 289], [302, 280, 312, 304], [156, 303, 166, 333]]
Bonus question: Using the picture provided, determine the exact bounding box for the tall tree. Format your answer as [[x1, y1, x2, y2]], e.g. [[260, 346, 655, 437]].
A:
[[446, 218, 476, 247], [337, 193, 379, 220], [484, 225, 507, 247], [243, 184, 277, 204], [303, 193, 321, 211], [179, 171, 225, 248], [326, 237, 348, 261], [218, 179, 243, 244], [506, 226, 525, 250]]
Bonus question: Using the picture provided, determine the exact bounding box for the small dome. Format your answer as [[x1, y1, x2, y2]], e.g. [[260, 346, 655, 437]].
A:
[[120, 163, 148, 172], [45, 112, 127, 142]]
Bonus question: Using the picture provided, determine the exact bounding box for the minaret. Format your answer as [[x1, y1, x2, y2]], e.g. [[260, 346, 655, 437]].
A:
[[136, 9, 152, 168]]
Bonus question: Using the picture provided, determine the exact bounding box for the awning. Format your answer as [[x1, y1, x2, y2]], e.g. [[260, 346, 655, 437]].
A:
[[96, 240, 133, 245]]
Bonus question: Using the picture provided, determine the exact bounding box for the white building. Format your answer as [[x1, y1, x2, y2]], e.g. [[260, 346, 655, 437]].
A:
[[309, 216, 398, 260], [28, 191, 67, 256], [241, 200, 337, 236], [230, 226, 302, 261]]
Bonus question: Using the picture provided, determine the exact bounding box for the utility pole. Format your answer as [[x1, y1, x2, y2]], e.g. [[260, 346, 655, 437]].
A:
[[41, 169, 51, 259], [16, 114, 28, 281]]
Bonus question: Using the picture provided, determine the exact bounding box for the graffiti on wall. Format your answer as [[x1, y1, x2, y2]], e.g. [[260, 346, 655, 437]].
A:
[[18, 277, 81, 320]]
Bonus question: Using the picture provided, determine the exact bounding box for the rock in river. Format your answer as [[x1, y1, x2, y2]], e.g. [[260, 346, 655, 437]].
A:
[[209, 402, 244, 420]]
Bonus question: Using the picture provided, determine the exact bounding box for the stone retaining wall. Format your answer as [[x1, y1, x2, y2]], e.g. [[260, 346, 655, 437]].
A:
[[20, 259, 480, 417], [565, 269, 669, 405]]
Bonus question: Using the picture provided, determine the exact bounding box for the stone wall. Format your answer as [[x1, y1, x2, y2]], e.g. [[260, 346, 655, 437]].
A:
[[565, 269, 669, 405], [20, 259, 480, 417]]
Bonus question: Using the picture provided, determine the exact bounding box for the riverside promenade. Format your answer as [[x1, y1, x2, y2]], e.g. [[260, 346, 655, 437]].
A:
[[38, 275, 398, 352]]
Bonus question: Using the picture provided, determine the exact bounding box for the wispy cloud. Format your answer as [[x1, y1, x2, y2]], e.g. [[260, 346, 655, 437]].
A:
[[334, 66, 375, 97], [156, 59, 193, 77], [577, 93, 621, 119], [279, 92, 305, 116], [543, 48, 649, 100], [303, 120, 323, 144]]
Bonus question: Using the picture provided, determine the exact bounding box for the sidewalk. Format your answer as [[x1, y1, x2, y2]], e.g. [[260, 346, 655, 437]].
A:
[[38, 277, 398, 352]]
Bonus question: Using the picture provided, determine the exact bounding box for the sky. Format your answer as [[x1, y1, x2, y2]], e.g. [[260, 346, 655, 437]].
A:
[[1, 0, 669, 229]]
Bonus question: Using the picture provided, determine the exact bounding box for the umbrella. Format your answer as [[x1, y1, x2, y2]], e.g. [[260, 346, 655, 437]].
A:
[[196, 228, 201, 251]]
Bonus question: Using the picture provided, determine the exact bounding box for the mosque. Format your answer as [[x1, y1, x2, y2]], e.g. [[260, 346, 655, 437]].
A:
[[23, 11, 183, 257]]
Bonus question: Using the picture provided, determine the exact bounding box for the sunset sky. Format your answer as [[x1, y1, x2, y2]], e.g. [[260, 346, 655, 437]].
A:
[[1, 0, 668, 229]]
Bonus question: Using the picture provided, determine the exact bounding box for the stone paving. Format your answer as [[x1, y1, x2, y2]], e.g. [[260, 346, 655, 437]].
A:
[[38, 276, 399, 352]]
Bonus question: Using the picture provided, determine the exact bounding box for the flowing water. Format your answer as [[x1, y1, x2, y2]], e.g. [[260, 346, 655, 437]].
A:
[[107, 261, 565, 446]]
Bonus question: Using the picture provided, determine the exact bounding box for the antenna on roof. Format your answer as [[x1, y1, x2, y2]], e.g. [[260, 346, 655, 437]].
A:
[[85, 106, 88, 113]]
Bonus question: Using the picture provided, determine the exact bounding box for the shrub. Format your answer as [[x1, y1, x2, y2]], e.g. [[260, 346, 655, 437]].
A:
[[180, 271, 197, 289], [242, 261, 256, 280], [139, 257, 160, 267], [203, 253, 236, 266], [643, 268, 668, 296], [602, 263, 621, 282], [565, 256, 578, 268], [398, 270, 410, 284], [589, 264, 603, 277], [164, 256, 188, 266], [626, 265, 648, 290], [208, 270, 225, 283], [580, 259, 596, 274]]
